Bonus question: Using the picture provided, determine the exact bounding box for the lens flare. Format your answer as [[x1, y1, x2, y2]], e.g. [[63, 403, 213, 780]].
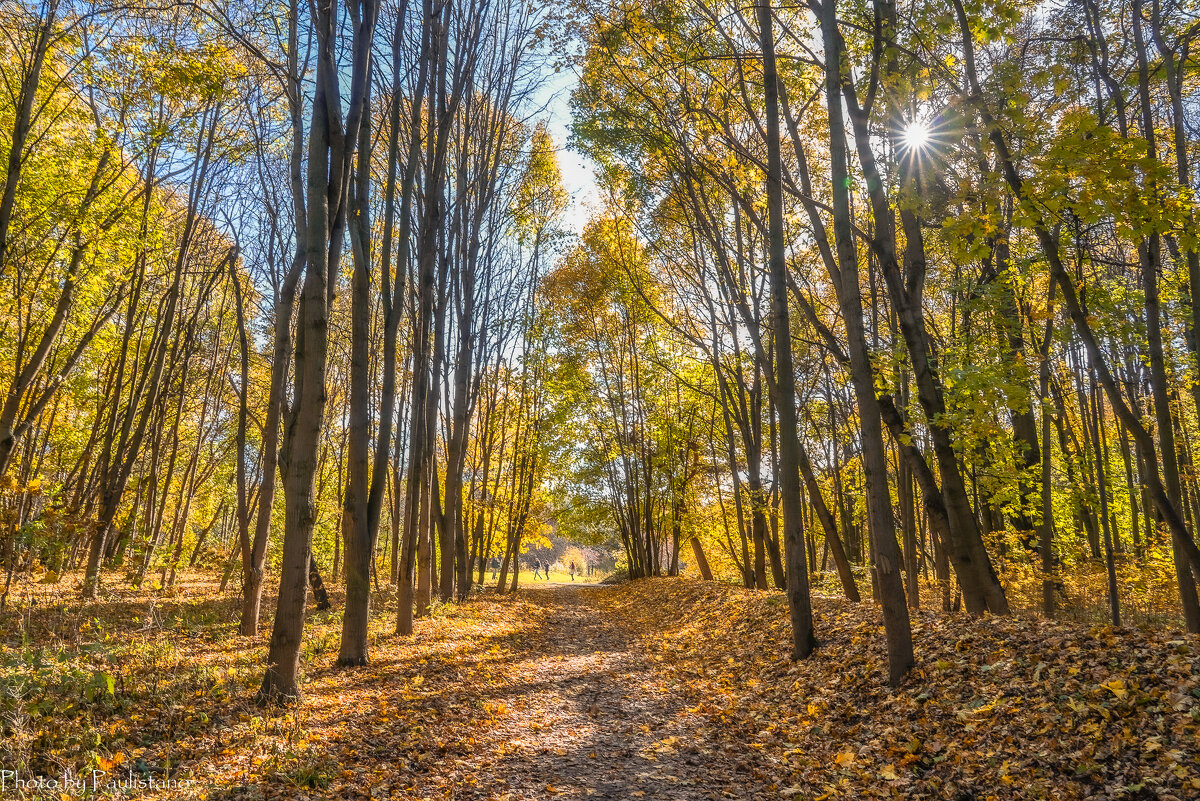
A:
[[901, 121, 931, 150]]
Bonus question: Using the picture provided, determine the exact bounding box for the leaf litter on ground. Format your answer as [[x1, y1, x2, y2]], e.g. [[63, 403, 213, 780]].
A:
[[2, 574, 1197, 800]]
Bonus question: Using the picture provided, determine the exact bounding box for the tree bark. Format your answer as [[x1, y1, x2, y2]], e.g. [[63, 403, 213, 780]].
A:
[[819, 0, 912, 685], [757, 0, 814, 659]]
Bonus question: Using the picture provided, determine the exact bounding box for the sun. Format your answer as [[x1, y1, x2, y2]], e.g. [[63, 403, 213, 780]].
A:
[[901, 120, 931, 151]]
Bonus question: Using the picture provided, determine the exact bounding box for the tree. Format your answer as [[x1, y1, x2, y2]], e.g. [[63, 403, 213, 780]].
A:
[[259, 0, 378, 702]]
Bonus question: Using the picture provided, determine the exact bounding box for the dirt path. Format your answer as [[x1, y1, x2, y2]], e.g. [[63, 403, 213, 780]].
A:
[[433, 585, 773, 800], [207, 583, 778, 800]]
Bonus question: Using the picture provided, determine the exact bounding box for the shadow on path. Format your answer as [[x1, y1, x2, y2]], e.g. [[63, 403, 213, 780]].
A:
[[441, 585, 773, 801]]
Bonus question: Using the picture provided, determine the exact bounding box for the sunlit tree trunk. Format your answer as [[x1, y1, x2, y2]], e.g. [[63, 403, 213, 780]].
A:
[[819, 0, 912, 684], [260, 0, 378, 702]]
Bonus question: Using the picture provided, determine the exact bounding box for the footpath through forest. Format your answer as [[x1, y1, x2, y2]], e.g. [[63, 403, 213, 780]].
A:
[[396, 584, 776, 800], [7, 578, 1200, 800], [225, 582, 783, 801], [221, 579, 1198, 801]]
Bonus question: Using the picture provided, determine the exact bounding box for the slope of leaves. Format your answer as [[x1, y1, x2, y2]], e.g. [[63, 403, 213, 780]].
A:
[[616, 579, 1200, 800]]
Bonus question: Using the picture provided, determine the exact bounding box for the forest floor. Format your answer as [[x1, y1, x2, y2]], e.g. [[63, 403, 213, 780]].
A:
[[2, 575, 1199, 800]]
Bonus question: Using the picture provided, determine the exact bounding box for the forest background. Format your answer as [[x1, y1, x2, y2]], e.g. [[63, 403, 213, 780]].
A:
[[0, 0, 1198, 709]]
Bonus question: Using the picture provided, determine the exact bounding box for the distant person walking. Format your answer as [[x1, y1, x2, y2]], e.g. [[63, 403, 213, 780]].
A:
[[490, 557, 498, 580], [533, 560, 543, 580], [569, 561, 576, 581]]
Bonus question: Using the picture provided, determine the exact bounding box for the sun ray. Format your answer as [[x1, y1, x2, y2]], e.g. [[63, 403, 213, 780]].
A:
[[901, 121, 931, 151]]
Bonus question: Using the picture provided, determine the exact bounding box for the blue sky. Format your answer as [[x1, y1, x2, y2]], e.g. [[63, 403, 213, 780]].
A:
[[535, 64, 599, 233]]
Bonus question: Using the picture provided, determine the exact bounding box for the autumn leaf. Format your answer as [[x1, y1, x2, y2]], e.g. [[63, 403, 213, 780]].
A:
[[1101, 679, 1128, 701]]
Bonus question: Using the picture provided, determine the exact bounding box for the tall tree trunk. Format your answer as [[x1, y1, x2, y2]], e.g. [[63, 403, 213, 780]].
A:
[[1089, 370, 1121, 626], [338, 0, 379, 665], [1130, 0, 1200, 631], [819, 0, 912, 684], [757, 0, 814, 658], [1039, 283, 1057, 617], [842, 0, 1007, 615], [260, 0, 377, 702]]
